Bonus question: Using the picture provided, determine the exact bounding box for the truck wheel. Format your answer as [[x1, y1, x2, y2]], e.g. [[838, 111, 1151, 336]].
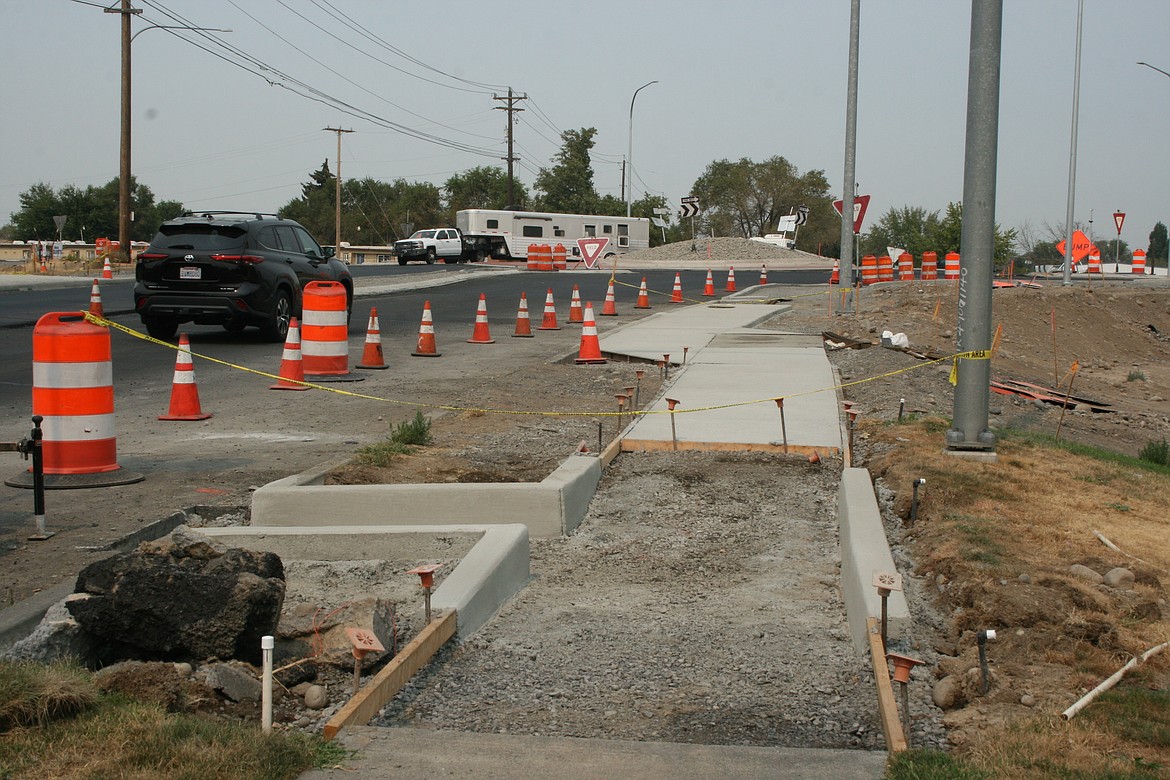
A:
[[426, 248, 436, 264], [474, 250, 486, 263], [398, 256, 408, 266]]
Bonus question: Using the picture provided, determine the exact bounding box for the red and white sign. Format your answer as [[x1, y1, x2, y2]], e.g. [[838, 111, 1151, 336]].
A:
[[1114, 211, 1125, 234], [576, 237, 609, 269], [832, 194, 871, 234], [1055, 229, 1094, 263]]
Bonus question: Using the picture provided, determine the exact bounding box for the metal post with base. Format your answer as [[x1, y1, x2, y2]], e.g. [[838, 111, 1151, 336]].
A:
[[19, 417, 54, 541]]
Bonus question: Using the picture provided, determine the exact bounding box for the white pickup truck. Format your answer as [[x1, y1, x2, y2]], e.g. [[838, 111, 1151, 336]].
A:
[[392, 228, 466, 265]]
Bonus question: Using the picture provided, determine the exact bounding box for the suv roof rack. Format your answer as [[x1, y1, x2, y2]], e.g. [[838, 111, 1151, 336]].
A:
[[180, 210, 281, 221]]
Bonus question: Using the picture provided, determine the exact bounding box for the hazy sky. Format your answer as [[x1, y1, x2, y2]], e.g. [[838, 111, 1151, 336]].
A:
[[4, 1, 1170, 251]]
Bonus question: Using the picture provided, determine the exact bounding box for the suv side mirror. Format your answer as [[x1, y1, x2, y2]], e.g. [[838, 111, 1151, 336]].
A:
[[321, 246, 336, 259]]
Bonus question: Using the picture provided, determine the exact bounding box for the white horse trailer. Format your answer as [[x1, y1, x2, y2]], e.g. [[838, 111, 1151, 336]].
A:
[[456, 209, 651, 260]]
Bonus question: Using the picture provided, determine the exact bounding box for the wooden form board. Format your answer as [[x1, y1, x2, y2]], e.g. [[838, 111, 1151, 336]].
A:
[[324, 609, 457, 740], [867, 617, 908, 753]]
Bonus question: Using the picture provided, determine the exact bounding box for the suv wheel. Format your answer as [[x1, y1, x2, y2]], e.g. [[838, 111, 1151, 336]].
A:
[[143, 317, 178, 341], [261, 290, 292, 343], [425, 248, 436, 264]]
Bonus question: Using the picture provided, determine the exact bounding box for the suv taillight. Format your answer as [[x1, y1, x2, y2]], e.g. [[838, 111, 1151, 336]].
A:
[[210, 254, 265, 264], [137, 252, 167, 260]]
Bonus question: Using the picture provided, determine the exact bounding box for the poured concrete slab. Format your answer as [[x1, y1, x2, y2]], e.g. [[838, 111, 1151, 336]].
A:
[[597, 300, 788, 363]]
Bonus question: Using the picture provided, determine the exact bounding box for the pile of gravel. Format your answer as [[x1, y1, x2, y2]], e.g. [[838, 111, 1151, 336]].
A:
[[627, 237, 828, 268]]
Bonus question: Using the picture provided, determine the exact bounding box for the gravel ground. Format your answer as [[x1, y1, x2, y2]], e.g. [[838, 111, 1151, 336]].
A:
[[373, 450, 924, 751]]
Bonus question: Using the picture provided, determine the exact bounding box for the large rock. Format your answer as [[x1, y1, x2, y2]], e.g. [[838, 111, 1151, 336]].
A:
[[67, 526, 285, 664], [3, 594, 99, 664]]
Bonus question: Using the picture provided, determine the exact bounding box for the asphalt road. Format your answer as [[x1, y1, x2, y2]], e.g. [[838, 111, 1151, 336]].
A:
[[0, 267, 824, 424]]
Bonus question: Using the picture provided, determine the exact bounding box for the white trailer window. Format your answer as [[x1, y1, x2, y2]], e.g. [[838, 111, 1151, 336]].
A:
[[617, 224, 629, 236], [602, 224, 613, 234], [522, 225, 543, 238], [486, 219, 499, 229], [584, 225, 596, 237], [554, 226, 566, 237]]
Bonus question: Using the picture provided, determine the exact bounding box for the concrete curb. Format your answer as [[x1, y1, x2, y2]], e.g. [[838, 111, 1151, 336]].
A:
[[202, 524, 531, 639], [251, 453, 602, 539], [0, 580, 75, 654], [838, 467, 910, 653]]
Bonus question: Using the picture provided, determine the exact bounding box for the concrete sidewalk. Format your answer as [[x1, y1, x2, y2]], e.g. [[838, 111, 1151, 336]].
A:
[[302, 727, 888, 779], [302, 290, 887, 778], [601, 293, 842, 456]]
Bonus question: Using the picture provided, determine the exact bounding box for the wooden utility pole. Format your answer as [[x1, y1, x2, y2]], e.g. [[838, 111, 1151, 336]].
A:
[[106, 0, 142, 262], [323, 127, 354, 249], [492, 89, 526, 207]]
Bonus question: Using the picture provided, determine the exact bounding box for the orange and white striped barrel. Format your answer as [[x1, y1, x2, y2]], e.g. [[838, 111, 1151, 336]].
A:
[[32, 312, 119, 474], [538, 244, 553, 272], [860, 255, 878, 285], [526, 244, 540, 271], [898, 253, 914, 281], [878, 255, 894, 282], [301, 281, 351, 376], [921, 251, 938, 280], [552, 243, 567, 271], [944, 251, 960, 279], [1087, 250, 1101, 274], [1133, 249, 1147, 274]]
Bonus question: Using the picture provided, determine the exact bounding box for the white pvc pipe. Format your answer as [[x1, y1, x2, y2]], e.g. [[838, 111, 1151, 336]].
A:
[[262, 635, 274, 734], [1062, 638, 1170, 720]]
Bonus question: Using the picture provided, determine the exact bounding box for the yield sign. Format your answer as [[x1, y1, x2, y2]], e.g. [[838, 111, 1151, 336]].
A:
[[1055, 229, 1094, 263], [1114, 211, 1125, 234], [576, 237, 609, 269], [832, 194, 871, 234]]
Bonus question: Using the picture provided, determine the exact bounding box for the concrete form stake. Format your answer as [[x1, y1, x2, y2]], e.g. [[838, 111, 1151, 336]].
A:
[[666, 398, 680, 451], [774, 399, 789, 454]]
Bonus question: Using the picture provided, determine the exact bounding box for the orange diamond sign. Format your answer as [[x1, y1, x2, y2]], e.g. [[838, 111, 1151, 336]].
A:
[[1055, 230, 1093, 263]]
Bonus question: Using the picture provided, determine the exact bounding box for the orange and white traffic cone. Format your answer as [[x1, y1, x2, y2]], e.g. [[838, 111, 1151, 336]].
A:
[[513, 292, 534, 337], [538, 288, 560, 330], [271, 317, 310, 390], [725, 266, 737, 292], [568, 284, 584, 323], [670, 273, 684, 303], [467, 293, 495, 344], [635, 277, 652, 309], [702, 269, 716, 297], [356, 307, 388, 369], [159, 333, 212, 420], [88, 279, 103, 318], [411, 301, 441, 357], [600, 278, 618, 316], [760, 264, 768, 285], [101, 256, 113, 280], [575, 303, 607, 365], [829, 259, 840, 285]]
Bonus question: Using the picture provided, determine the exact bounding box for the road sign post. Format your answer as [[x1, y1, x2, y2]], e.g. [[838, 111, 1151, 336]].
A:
[[1113, 210, 1125, 273], [681, 197, 699, 252]]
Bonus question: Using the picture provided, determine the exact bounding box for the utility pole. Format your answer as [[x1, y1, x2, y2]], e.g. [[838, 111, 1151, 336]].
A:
[[493, 89, 526, 208], [105, 0, 142, 262], [323, 127, 353, 249], [620, 159, 626, 203]]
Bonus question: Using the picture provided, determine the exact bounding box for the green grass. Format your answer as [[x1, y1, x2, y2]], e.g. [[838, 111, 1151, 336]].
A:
[[885, 749, 989, 779], [1083, 687, 1170, 751], [1139, 437, 1169, 467], [1127, 370, 1146, 382], [943, 514, 1004, 568], [0, 690, 345, 780], [353, 411, 435, 466]]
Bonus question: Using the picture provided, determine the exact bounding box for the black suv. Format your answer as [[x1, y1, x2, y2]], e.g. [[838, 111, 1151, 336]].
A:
[[134, 212, 352, 342]]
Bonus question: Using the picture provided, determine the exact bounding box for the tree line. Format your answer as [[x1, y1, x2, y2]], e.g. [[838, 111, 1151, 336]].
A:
[[7, 131, 1166, 267]]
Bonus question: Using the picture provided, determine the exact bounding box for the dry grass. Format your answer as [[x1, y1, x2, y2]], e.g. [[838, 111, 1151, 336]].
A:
[[0, 662, 97, 732], [870, 416, 1170, 778]]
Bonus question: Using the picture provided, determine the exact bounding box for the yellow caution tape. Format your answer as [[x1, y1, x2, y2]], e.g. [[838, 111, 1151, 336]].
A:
[[83, 312, 992, 419]]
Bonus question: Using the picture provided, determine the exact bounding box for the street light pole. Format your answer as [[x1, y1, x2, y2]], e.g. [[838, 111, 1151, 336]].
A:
[[627, 80, 658, 218], [105, 2, 230, 262], [1138, 60, 1170, 276]]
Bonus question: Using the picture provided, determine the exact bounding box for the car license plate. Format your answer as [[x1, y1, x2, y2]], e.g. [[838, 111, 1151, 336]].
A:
[[179, 266, 201, 280]]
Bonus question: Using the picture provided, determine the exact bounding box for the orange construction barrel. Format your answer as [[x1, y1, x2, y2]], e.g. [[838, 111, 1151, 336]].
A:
[[526, 244, 540, 271], [898, 253, 914, 281], [921, 251, 938, 280], [552, 243, 567, 271], [861, 255, 879, 285], [878, 255, 894, 282], [301, 281, 358, 380], [944, 251, 960, 279], [1133, 249, 1147, 274], [5, 312, 143, 488]]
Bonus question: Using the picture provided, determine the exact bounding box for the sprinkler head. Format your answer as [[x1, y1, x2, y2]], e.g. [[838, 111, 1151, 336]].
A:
[[873, 570, 903, 598], [345, 627, 385, 660]]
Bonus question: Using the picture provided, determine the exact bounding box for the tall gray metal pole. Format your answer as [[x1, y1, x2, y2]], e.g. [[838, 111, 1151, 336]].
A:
[[627, 81, 658, 218], [946, 0, 1002, 454], [1062, 0, 1084, 286], [837, 0, 860, 312]]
